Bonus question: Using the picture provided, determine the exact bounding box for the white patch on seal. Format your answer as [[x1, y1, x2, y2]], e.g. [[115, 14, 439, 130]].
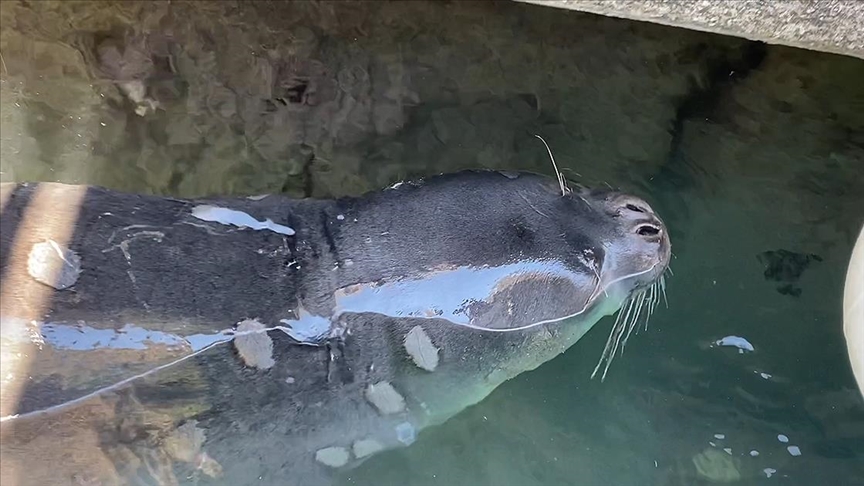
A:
[[352, 438, 384, 459], [27, 240, 81, 290], [315, 446, 350, 468], [403, 325, 439, 371], [364, 381, 405, 415], [233, 319, 275, 369], [191, 205, 295, 236]]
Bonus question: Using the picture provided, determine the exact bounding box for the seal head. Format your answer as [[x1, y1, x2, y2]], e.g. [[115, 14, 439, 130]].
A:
[[284, 170, 672, 351]]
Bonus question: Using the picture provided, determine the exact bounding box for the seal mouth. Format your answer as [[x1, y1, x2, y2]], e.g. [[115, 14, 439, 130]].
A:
[[583, 191, 672, 382]]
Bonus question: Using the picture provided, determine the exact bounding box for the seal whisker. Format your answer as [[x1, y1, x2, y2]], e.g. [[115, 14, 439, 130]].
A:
[[653, 280, 660, 312], [660, 275, 669, 308], [591, 299, 629, 380], [533, 134, 569, 196], [622, 290, 646, 350], [643, 282, 659, 333], [595, 295, 638, 381], [651, 281, 661, 322]]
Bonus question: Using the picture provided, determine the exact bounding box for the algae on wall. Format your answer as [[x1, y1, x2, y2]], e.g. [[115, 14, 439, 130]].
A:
[[0, 0, 759, 197]]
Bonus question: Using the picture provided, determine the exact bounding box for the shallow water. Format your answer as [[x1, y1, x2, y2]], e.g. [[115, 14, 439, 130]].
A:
[[1, 1, 863, 485]]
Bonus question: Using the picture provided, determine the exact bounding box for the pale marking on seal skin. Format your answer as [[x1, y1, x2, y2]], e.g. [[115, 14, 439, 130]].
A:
[[105, 224, 163, 244], [102, 230, 166, 255], [403, 325, 439, 372], [190, 205, 295, 236], [233, 319, 276, 370], [352, 438, 384, 459], [102, 229, 165, 310], [314, 446, 350, 468], [27, 240, 81, 290], [364, 381, 406, 415], [101, 230, 165, 309]]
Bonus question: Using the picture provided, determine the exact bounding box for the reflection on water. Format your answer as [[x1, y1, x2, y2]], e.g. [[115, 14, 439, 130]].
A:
[[1, 1, 863, 485]]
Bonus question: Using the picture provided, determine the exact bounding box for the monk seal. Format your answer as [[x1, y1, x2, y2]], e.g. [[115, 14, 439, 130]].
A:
[[0, 167, 670, 485]]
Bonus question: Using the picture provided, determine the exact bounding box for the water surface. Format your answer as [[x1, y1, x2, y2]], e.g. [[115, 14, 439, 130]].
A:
[[1, 1, 862, 485]]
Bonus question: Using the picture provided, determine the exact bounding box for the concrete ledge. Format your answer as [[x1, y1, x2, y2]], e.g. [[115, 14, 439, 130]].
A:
[[518, 0, 864, 59]]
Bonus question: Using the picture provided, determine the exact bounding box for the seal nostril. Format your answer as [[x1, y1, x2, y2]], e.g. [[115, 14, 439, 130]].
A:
[[625, 204, 645, 213], [636, 225, 660, 236]]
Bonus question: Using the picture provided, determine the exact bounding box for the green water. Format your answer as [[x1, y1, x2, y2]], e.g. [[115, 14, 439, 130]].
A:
[[1, 1, 863, 485]]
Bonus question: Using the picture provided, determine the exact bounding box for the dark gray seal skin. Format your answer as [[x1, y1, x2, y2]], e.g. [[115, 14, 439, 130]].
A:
[[0, 169, 671, 486]]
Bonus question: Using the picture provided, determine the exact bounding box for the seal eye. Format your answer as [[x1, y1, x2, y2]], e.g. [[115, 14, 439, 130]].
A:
[[636, 224, 660, 236], [625, 204, 645, 213]]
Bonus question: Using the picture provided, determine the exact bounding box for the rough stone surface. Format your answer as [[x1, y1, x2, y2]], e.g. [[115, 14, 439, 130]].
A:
[[519, 0, 864, 59]]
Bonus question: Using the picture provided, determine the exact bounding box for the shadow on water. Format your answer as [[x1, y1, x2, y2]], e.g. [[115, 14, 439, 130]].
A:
[[1, 0, 863, 485]]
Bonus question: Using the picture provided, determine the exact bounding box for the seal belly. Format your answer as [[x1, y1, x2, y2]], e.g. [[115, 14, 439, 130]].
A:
[[383, 285, 630, 429]]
